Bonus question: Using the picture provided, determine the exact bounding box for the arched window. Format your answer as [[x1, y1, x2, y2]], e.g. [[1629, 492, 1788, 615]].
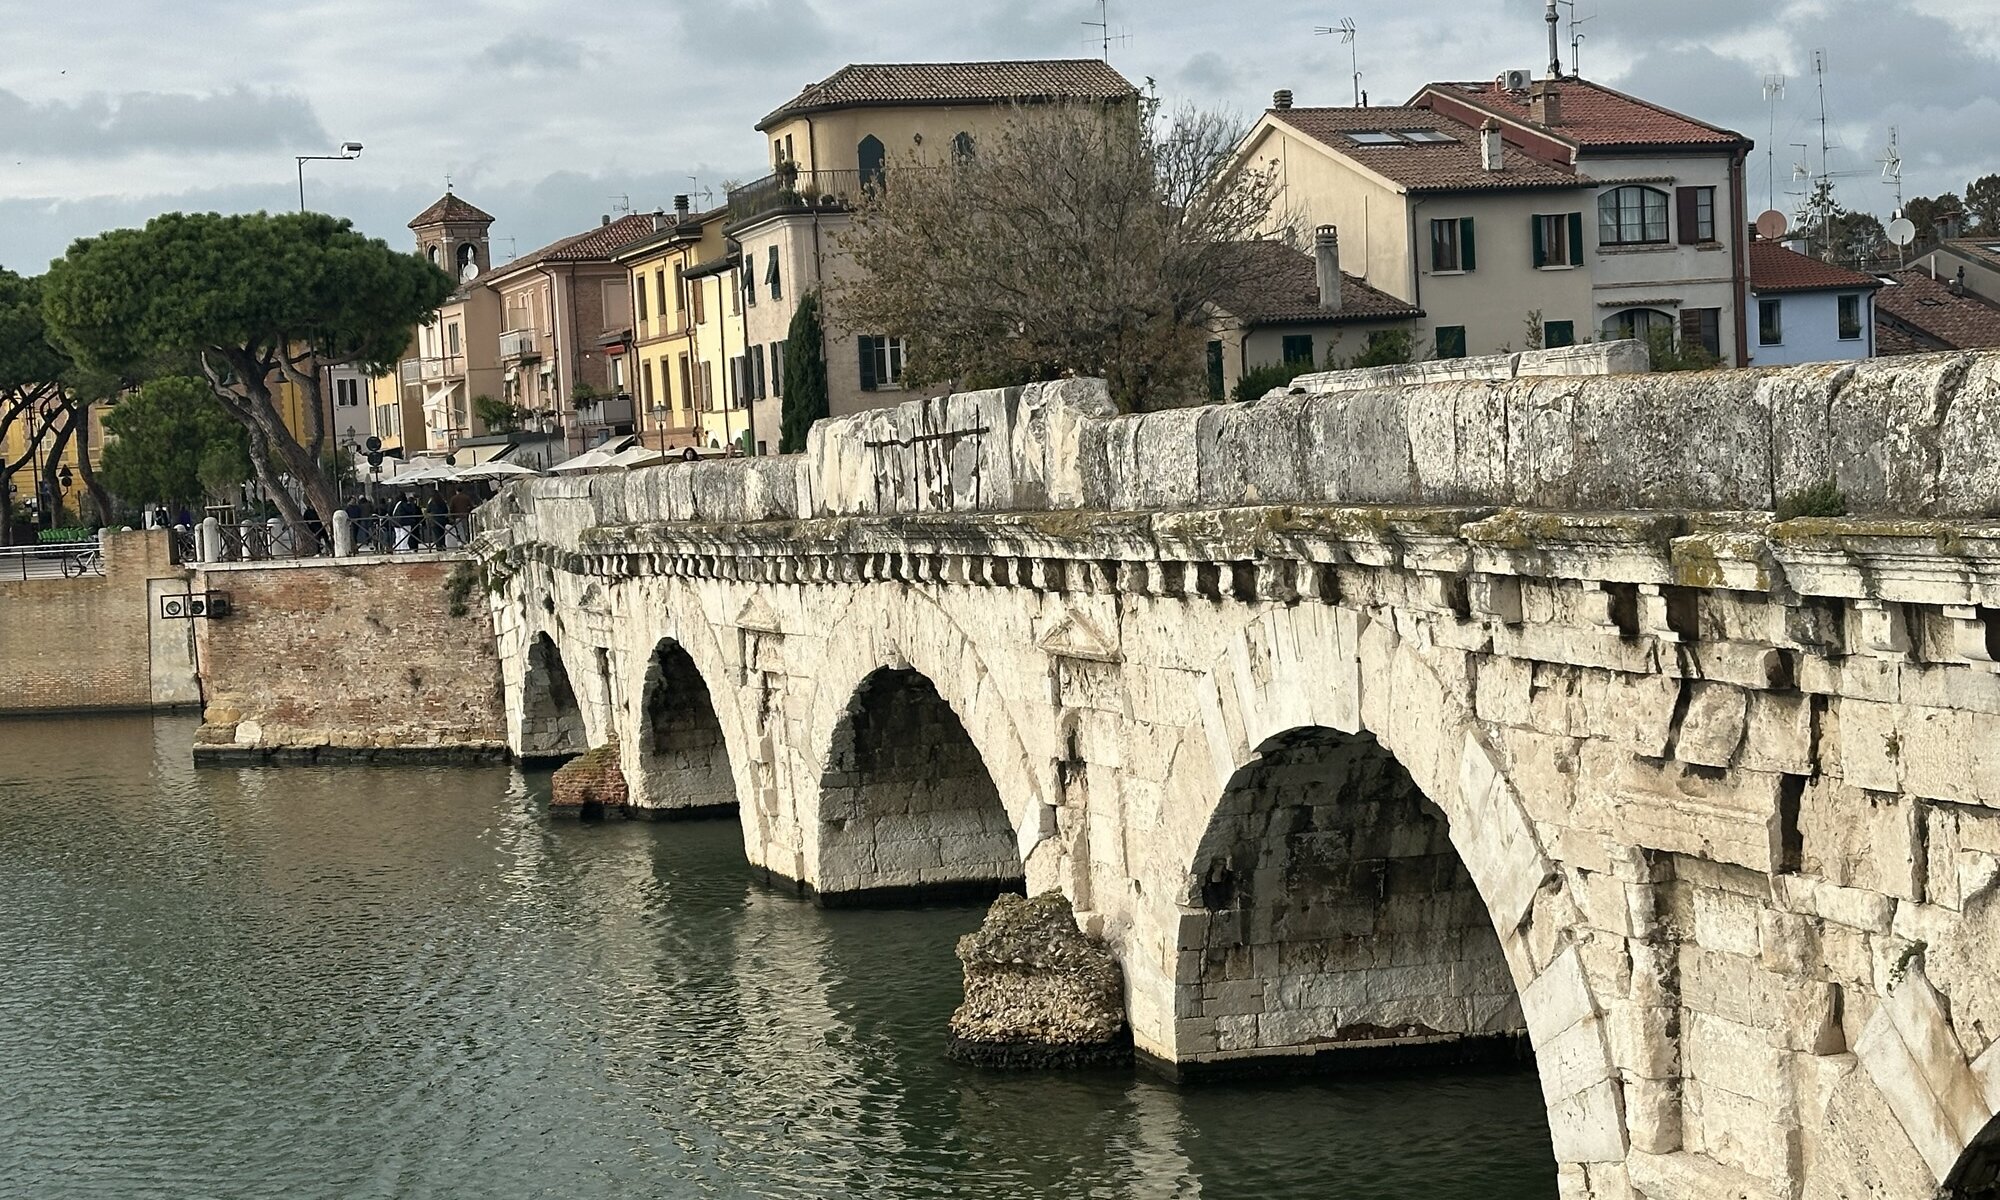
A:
[[1600, 307, 1675, 342], [456, 242, 479, 280], [858, 135, 886, 189], [427, 244, 441, 266], [951, 131, 975, 162], [1598, 185, 1669, 246]]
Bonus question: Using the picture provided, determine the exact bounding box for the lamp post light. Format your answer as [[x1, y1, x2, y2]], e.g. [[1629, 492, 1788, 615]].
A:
[[296, 142, 364, 212]]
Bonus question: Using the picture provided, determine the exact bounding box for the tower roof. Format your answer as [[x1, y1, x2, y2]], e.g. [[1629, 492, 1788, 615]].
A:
[[409, 192, 495, 229]]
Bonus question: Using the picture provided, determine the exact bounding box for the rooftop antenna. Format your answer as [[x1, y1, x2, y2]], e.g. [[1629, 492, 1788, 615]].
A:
[[1544, 0, 1561, 79], [1312, 18, 1362, 107], [1082, 0, 1130, 62], [686, 176, 715, 209], [1811, 49, 1835, 260], [499, 237, 518, 262], [1762, 74, 1785, 213], [1556, 0, 1594, 77], [610, 193, 632, 215], [1879, 125, 1904, 212]]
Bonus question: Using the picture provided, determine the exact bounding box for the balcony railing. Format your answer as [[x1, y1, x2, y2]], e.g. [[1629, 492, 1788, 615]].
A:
[[398, 358, 422, 386], [576, 392, 635, 428], [419, 354, 465, 381], [727, 168, 887, 226], [500, 329, 541, 361]]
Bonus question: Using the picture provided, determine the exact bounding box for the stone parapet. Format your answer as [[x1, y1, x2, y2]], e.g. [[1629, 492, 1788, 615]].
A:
[[481, 352, 2000, 531], [1269, 338, 1652, 400]]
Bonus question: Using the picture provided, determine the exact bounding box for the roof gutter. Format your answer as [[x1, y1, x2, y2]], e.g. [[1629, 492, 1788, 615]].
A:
[[1730, 147, 1750, 368]]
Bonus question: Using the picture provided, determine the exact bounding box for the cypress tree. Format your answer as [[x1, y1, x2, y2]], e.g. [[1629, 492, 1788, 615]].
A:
[[779, 290, 829, 454]]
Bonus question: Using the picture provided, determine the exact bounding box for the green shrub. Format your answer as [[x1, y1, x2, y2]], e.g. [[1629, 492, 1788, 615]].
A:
[[1233, 360, 1317, 402], [1775, 477, 1847, 520]]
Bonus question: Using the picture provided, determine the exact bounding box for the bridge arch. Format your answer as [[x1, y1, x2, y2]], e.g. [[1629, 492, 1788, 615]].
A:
[[1141, 602, 1625, 1169], [630, 637, 738, 818], [519, 630, 587, 762], [799, 588, 1051, 903]]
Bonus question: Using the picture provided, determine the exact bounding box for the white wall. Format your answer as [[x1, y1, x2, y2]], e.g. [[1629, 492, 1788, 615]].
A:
[[1748, 289, 1874, 366]]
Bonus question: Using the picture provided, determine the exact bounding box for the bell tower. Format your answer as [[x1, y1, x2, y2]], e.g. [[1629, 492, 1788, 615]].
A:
[[408, 191, 496, 284]]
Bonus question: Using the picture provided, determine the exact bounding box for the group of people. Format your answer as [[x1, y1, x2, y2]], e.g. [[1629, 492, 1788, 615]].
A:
[[325, 486, 484, 554]]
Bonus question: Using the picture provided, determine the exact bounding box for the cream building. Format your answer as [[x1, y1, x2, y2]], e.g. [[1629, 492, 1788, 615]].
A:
[[727, 60, 1139, 434], [611, 199, 730, 452]]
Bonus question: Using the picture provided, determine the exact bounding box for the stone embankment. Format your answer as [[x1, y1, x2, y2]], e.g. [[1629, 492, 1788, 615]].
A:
[[947, 893, 1130, 1069]]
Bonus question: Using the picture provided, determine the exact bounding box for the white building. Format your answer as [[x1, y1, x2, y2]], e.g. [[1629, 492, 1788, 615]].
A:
[[1747, 241, 1879, 366]]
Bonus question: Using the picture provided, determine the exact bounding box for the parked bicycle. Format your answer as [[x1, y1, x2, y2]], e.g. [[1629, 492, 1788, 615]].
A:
[[61, 545, 105, 578]]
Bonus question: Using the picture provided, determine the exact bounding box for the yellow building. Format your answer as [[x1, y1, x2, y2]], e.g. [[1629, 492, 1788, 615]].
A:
[[612, 202, 736, 451], [1, 397, 94, 525]]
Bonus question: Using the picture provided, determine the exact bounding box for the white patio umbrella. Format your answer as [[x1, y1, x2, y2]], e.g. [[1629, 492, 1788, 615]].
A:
[[549, 446, 619, 474], [458, 459, 540, 480], [606, 445, 668, 469]]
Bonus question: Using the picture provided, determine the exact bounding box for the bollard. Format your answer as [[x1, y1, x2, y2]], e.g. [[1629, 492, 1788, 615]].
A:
[[332, 509, 354, 558], [267, 517, 285, 559], [199, 517, 223, 564]]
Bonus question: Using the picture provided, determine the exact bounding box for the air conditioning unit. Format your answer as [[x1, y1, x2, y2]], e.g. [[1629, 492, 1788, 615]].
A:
[[160, 591, 232, 620], [1502, 69, 1534, 93]]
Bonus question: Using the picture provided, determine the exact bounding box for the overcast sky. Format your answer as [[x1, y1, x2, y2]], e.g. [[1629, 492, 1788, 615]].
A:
[[3, 0, 1996, 274]]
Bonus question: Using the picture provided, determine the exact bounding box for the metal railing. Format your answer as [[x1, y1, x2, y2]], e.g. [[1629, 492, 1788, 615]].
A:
[[399, 358, 423, 386], [179, 513, 474, 563], [420, 354, 466, 381], [0, 542, 105, 581], [727, 168, 880, 226], [500, 329, 541, 360]]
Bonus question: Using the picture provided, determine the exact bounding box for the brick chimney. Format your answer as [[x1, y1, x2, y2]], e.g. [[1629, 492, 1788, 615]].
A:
[[1273, 88, 1294, 111], [1480, 119, 1505, 172], [1529, 79, 1564, 126], [1314, 225, 1342, 312], [674, 194, 691, 225]]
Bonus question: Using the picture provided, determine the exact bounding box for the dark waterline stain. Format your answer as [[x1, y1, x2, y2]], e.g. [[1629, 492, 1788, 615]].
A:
[[0, 713, 1556, 1200]]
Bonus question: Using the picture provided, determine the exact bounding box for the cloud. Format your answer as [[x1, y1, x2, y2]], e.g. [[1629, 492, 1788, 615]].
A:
[[478, 34, 587, 74], [0, 86, 326, 158]]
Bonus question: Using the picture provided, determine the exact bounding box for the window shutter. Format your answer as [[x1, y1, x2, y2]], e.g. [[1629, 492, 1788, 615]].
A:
[[1568, 212, 1585, 264], [1460, 218, 1477, 272], [858, 336, 878, 391], [1531, 216, 1546, 268], [1675, 188, 1699, 245], [1678, 308, 1702, 345]]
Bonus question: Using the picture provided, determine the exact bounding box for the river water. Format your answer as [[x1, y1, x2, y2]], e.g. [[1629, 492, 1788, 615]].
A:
[[0, 714, 1555, 1199]]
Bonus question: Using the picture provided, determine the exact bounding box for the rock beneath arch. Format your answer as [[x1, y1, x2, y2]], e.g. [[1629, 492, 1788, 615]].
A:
[[551, 743, 628, 818], [947, 892, 1130, 1069]]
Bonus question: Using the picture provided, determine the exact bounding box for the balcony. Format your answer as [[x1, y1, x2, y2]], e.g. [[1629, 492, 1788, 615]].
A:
[[727, 168, 887, 228], [500, 329, 541, 362], [576, 392, 635, 429], [419, 354, 465, 381], [398, 358, 422, 387]]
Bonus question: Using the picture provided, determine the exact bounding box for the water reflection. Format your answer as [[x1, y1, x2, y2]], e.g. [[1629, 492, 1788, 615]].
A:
[[0, 714, 1554, 1200]]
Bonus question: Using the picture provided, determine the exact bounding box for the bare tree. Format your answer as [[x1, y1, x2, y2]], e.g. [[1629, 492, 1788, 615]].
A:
[[833, 99, 1284, 411]]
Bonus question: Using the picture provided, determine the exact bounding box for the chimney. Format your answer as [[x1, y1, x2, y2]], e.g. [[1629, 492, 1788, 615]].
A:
[[651, 211, 666, 232], [1480, 119, 1505, 172], [1529, 80, 1563, 126], [674, 194, 691, 224], [1952, 266, 1967, 297], [1273, 88, 1294, 111], [601, 214, 611, 226], [1314, 225, 1342, 312]]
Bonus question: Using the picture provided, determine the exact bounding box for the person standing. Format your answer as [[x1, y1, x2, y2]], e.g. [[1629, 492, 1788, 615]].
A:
[[391, 491, 419, 553]]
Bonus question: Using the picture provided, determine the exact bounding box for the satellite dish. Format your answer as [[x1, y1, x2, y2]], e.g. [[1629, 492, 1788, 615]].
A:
[[1755, 209, 1789, 240], [1887, 217, 1917, 247]]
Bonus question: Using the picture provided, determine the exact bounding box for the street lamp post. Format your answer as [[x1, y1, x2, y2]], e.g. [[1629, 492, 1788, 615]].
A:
[[296, 142, 365, 212]]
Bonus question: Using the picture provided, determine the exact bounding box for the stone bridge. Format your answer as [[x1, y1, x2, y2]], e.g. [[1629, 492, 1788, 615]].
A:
[[475, 353, 2000, 1200]]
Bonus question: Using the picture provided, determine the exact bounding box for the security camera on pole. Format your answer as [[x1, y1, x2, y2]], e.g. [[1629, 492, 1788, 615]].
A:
[[296, 142, 364, 212]]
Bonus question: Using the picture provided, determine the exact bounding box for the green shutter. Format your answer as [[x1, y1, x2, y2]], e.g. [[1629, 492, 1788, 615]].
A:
[[1531, 216, 1546, 268], [1568, 212, 1585, 264], [858, 336, 878, 391], [1459, 218, 1477, 272]]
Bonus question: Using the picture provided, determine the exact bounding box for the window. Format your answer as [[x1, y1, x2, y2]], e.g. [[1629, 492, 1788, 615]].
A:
[[1435, 326, 1467, 359], [678, 354, 692, 413], [1598, 186, 1670, 246], [1601, 308, 1676, 342], [952, 131, 975, 161], [752, 344, 768, 400], [1544, 320, 1575, 348], [690, 273, 706, 324], [1281, 334, 1315, 365], [771, 340, 786, 397], [700, 361, 715, 411], [1534, 213, 1584, 268], [335, 377, 361, 407], [636, 274, 648, 323], [858, 335, 907, 390], [1680, 308, 1722, 359], [741, 264, 755, 308], [1838, 293, 1864, 340], [1207, 340, 1225, 400], [1396, 129, 1456, 143], [655, 269, 668, 323], [673, 265, 686, 317], [766, 246, 782, 301], [448, 324, 461, 355], [858, 135, 886, 189], [375, 403, 397, 438], [1347, 131, 1403, 146], [1759, 298, 1783, 346], [1431, 217, 1476, 272], [1676, 186, 1717, 244]]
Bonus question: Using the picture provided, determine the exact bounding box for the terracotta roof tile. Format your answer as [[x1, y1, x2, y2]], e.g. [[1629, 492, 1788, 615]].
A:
[[408, 192, 495, 229], [1874, 268, 2000, 351], [1749, 241, 1881, 294], [1422, 79, 1746, 149], [1268, 107, 1585, 192], [1214, 240, 1422, 324], [489, 213, 664, 279], [759, 59, 1136, 130]]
